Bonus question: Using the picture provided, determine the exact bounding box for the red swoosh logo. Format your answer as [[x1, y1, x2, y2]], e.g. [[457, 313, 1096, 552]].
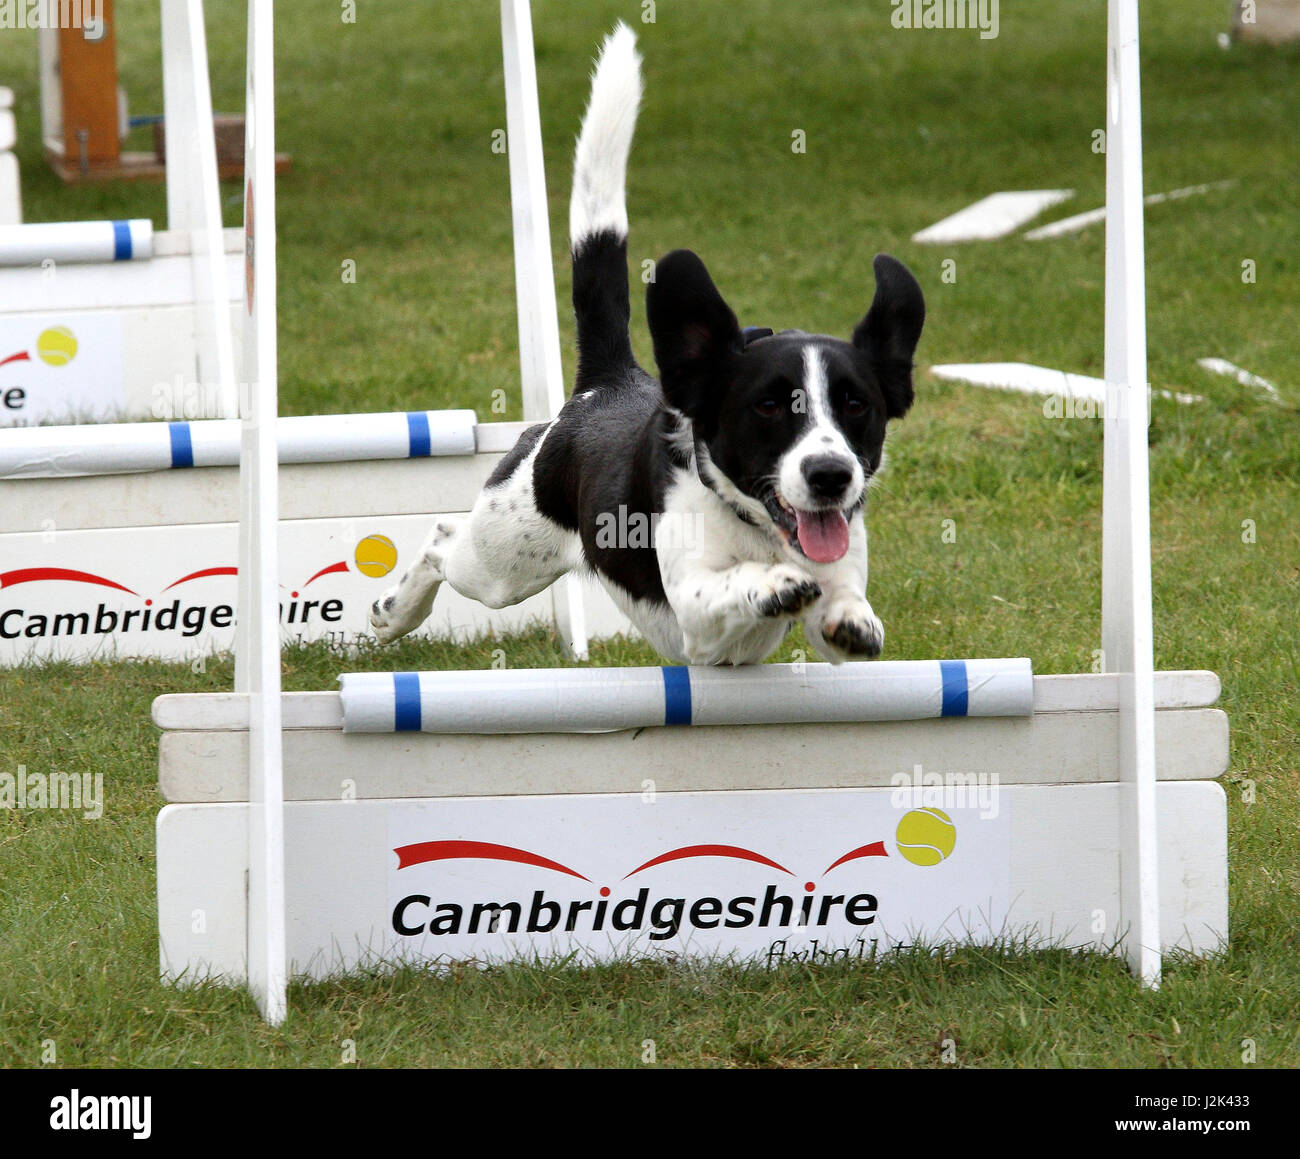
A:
[[0, 567, 137, 595], [823, 841, 889, 875], [623, 844, 792, 879], [0, 350, 31, 368], [163, 566, 238, 591], [394, 840, 590, 881], [302, 560, 348, 586]]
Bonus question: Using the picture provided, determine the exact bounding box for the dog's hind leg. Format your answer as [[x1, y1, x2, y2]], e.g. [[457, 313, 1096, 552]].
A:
[[369, 432, 580, 643], [368, 515, 461, 644], [441, 490, 579, 611], [369, 505, 580, 643]]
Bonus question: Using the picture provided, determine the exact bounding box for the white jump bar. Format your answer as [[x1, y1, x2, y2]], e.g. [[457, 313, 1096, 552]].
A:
[[0, 219, 153, 265], [336, 659, 1036, 734], [0, 409, 480, 478]]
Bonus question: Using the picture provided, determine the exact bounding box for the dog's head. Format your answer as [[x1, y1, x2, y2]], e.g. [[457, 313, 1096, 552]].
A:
[[647, 250, 924, 563]]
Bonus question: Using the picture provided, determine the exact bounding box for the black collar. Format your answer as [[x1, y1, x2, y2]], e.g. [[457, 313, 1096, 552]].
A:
[[689, 323, 772, 527], [694, 438, 760, 528]]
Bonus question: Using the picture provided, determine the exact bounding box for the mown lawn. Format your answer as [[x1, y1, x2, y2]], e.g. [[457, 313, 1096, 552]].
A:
[[0, 0, 1297, 1067]]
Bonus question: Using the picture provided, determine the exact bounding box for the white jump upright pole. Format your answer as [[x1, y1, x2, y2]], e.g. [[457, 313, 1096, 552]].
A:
[[1101, 0, 1161, 987], [235, 0, 287, 1024], [160, 0, 238, 419], [499, 0, 591, 660]]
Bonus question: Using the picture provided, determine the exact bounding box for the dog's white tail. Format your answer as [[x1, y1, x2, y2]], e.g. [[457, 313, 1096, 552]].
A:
[[569, 22, 642, 250]]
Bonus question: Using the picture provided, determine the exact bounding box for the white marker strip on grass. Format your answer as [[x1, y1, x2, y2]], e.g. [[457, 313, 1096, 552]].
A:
[[1025, 181, 1233, 240], [338, 659, 1036, 735], [930, 363, 1202, 405], [1196, 358, 1280, 402], [912, 190, 1074, 244], [931, 362, 1107, 401]]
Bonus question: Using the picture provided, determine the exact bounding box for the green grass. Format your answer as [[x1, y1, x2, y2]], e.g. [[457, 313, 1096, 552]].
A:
[[1, 0, 1299, 1068]]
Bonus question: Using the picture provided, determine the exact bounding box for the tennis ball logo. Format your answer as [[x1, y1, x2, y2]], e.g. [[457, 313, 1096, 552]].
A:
[[895, 808, 957, 866], [36, 326, 77, 367], [354, 534, 398, 578]]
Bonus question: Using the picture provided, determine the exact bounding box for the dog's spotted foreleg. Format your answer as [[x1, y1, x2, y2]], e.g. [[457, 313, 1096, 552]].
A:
[[804, 589, 884, 661], [799, 522, 883, 662], [665, 559, 822, 666]]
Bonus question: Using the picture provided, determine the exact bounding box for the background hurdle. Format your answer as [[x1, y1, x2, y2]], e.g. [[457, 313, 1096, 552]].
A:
[[153, 668, 1228, 980], [2, 2, 240, 427], [0, 411, 628, 664], [2, 0, 606, 666]]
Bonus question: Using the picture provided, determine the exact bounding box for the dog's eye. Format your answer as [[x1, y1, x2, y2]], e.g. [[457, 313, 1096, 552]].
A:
[[753, 398, 784, 418], [833, 383, 867, 417]]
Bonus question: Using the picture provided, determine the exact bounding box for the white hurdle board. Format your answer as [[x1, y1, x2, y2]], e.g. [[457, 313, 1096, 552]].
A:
[[154, 670, 1228, 980]]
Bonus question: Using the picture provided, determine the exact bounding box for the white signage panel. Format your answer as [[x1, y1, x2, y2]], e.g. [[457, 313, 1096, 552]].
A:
[[0, 314, 126, 425], [381, 790, 1012, 967]]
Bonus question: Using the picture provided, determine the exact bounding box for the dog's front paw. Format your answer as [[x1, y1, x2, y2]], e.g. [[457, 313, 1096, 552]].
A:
[[750, 565, 822, 619], [368, 574, 434, 645], [819, 604, 884, 660], [368, 589, 407, 645], [368, 525, 455, 644]]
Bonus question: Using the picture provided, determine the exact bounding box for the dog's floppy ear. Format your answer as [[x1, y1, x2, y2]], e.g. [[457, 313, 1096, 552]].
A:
[[852, 254, 925, 420], [646, 249, 742, 430]]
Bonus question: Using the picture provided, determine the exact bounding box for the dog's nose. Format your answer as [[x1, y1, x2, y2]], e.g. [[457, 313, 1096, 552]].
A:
[[802, 455, 855, 500]]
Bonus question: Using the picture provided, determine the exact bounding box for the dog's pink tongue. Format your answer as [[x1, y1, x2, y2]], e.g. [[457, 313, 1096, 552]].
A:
[[795, 509, 850, 563]]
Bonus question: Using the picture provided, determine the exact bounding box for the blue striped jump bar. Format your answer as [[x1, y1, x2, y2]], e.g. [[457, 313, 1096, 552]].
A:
[[393, 672, 423, 731], [112, 220, 133, 261], [939, 659, 969, 717], [168, 422, 194, 468], [388, 662, 984, 731], [392, 667, 696, 730], [405, 411, 431, 457], [164, 413, 440, 469]]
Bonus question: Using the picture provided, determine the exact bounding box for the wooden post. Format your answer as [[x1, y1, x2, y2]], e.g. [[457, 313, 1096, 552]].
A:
[[56, 0, 120, 173], [41, 0, 166, 182]]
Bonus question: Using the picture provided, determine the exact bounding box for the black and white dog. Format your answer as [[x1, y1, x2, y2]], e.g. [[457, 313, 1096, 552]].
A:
[[370, 23, 924, 666]]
